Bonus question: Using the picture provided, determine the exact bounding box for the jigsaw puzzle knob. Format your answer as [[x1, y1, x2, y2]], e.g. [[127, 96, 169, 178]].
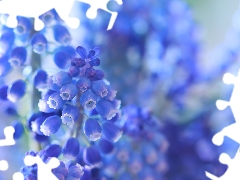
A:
[[24, 155, 36, 166], [223, 73, 236, 85], [0, 160, 8, 171], [86, 8, 98, 19], [6, 16, 17, 28], [12, 172, 24, 180], [34, 18, 45, 31], [65, 17, 80, 29], [47, 157, 60, 168], [216, 100, 229, 111], [212, 132, 224, 146], [219, 153, 231, 165]]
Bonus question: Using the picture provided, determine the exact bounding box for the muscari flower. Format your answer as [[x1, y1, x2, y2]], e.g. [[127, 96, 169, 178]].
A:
[[40, 115, 62, 136]]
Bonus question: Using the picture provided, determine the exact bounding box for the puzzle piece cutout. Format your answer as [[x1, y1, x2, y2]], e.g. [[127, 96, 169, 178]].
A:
[[206, 69, 240, 179], [0, 126, 15, 173], [0, 0, 123, 30], [206, 148, 240, 180], [77, 0, 123, 30], [211, 71, 240, 146], [0, 160, 8, 171], [0, 126, 15, 147], [24, 155, 60, 180], [0, 0, 79, 30]]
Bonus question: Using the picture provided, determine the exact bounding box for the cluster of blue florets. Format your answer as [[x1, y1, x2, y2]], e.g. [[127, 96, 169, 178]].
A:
[[0, 9, 125, 179], [98, 105, 169, 179]]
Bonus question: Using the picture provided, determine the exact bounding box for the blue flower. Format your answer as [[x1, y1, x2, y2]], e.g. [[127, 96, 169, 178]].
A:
[[7, 79, 27, 102], [60, 83, 77, 100], [54, 46, 76, 69], [47, 91, 65, 109], [51, 71, 72, 87], [97, 138, 114, 154], [0, 31, 15, 55], [0, 85, 8, 101], [80, 89, 97, 110], [102, 121, 122, 142], [91, 80, 108, 98], [31, 33, 48, 54], [61, 105, 80, 125], [83, 146, 101, 167], [9, 46, 27, 67], [83, 118, 102, 141], [31, 116, 46, 135], [76, 77, 91, 92], [33, 69, 48, 90], [14, 16, 32, 35], [68, 66, 80, 77], [44, 144, 62, 158], [53, 24, 72, 46], [96, 100, 117, 120], [62, 138, 80, 159], [40, 115, 62, 136]]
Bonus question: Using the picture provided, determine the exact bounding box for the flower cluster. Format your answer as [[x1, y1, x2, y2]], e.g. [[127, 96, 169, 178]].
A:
[[98, 105, 169, 179], [0, 9, 124, 179]]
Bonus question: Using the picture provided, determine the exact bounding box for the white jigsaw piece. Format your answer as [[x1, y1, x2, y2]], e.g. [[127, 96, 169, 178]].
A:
[[0, 0, 79, 30], [0, 126, 15, 147], [206, 69, 240, 179], [24, 155, 60, 180], [0, 126, 15, 173], [206, 149, 240, 180], [77, 0, 123, 30]]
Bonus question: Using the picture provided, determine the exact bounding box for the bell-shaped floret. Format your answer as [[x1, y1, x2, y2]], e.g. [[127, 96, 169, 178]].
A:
[[60, 83, 77, 100], [7, 79, 27, 102], [97, 138, 114, 155], [61, 105, 80, 125], [53, 24, 71, 46], [31, 33, 47, 54], [40, 115, 62, 136], [83, 118, 102, 141], [44, 144, 62, 158], [52, 71, 72, 87], [91, 80, 108, 98], [62, 138, 80, 159], [104, 85, 117, 101], [14, 16, 31, 35], [33, 69, 48, 90], [102, 121, 122, 142], [80, 89, 97, 110], [83, 146, 101, 167], [54, 46, 76, 69], [9, 47, 27, 67], [47, 91, 65, 109], [76, 77, 91, 92], [31, 116, 46, 135], [96, 100, 117, 120]]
